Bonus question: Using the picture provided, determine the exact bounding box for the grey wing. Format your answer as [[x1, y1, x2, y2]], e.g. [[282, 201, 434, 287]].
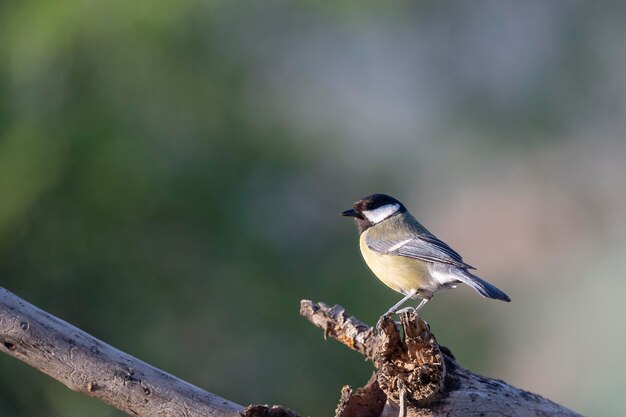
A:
[[366, 233, 475, 269]]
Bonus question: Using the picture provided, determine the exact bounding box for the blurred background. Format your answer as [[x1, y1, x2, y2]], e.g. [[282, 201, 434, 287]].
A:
[[1, 1, 625, 416]]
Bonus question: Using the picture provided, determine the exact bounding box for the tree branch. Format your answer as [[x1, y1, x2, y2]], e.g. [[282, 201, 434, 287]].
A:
[[0, 286, 584, 417], [300, 300, 583, 417], [0, 287, 243, 417]]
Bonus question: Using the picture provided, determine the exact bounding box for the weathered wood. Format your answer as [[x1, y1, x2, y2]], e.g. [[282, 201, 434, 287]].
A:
[[374, 313, 445, 407], [0, 286, 586, 417], [301, 300, 583, 417], [0, 287, 243, 417], [242, 404, 300, 417], [334, 373, 386, 417]]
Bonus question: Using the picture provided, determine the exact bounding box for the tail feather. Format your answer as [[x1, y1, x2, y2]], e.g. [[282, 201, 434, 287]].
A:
[[456, 270, 511, 302]]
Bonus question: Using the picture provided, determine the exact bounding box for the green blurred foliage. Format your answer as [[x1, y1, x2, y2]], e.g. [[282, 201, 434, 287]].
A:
[[0, 2, 372, 415]]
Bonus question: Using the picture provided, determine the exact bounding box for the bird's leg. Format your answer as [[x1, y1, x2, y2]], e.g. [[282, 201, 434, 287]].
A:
[[395, 296, 431, 316], [415, 297, 429, 312], [376, 289, 418, 330], [386, 289, 419, 315]]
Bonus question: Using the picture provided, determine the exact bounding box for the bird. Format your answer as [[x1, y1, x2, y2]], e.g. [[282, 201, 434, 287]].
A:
[[341, 193, 510, 322]]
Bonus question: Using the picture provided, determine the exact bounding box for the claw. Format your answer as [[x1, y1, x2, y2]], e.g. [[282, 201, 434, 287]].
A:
[[375, 313, 392, 332], [396, 306, 416, 315]]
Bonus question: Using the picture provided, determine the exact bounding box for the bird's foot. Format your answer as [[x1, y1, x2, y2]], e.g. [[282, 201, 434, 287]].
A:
[[395, 306, 417, 316], [375, 313, 393, 333], [376, 306, 421, 333]]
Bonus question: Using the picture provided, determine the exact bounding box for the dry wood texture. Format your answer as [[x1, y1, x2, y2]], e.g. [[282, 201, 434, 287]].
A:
[[0, 285, 584, 417], [0, 287, 243, 417], [300, 300, 583, 417]]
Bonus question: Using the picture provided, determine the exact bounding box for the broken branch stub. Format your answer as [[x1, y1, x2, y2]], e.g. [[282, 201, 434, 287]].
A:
[[375, 311, 445, 407], [300, 299, 583, 417]]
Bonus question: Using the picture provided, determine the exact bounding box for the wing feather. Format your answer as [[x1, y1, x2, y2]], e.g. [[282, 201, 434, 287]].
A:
[[366, 232, 475, 269]]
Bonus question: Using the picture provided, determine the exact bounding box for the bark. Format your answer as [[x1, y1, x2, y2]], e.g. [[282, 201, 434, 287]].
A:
[[0, 285, 584, 417], [0, 287, 243, 417], [300, 300, 583, 417]]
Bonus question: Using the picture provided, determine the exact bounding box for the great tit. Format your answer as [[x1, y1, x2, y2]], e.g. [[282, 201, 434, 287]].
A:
[[341, 194, 510, 318]]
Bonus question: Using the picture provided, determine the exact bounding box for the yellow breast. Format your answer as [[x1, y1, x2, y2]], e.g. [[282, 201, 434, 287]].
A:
[[359, 233, 433, 295]]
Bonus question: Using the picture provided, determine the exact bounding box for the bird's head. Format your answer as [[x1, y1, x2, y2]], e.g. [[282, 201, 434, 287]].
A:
[[341, 194, 406, 232]]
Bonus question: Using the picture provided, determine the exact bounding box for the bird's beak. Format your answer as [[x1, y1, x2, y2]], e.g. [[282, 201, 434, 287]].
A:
[[340, 208, 358, 217]]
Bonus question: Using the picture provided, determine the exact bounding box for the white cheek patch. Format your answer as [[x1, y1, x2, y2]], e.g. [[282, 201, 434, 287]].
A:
[[363, 203, 400, 224]]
